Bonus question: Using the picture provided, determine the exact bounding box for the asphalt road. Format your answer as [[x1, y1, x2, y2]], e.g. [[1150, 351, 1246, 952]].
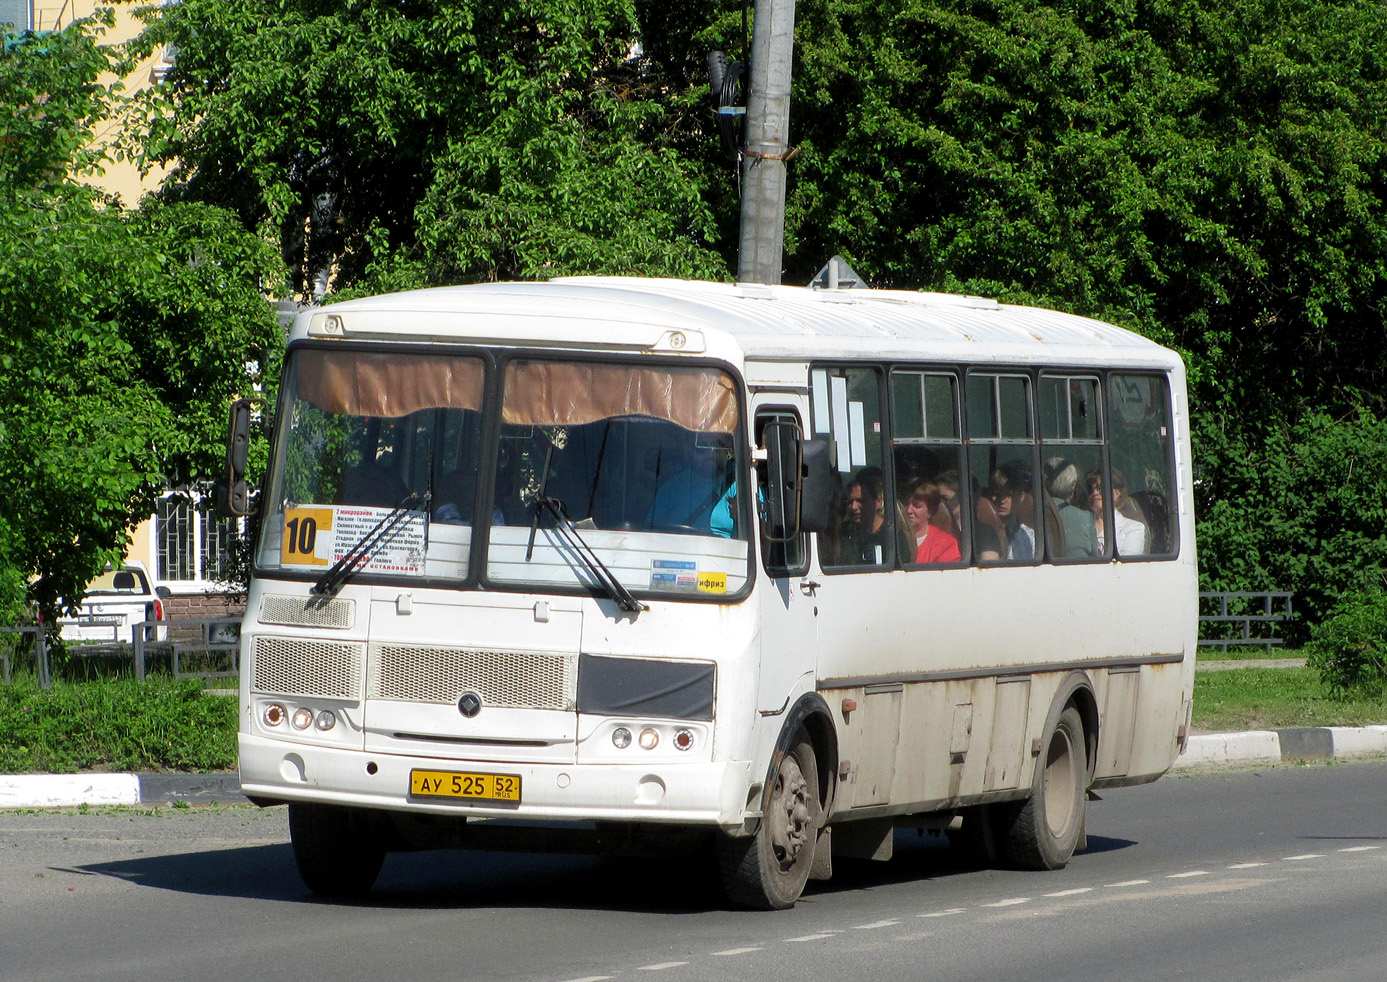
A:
[[2, 760, 1385, 982]]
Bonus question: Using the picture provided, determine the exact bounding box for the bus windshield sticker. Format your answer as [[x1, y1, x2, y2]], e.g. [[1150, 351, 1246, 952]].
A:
[[697, 571, 728, 594], [282, 505, 427, 575], [651, 559, 698, 591]]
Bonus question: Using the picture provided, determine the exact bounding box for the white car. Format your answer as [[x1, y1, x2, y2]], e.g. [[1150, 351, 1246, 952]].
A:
[[57, 561, 169, 644]]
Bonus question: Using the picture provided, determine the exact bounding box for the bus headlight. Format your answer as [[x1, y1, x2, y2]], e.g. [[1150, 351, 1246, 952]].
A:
[[263, 704, 286, 727], [292, 707, 314, 730], [673, 728, 695, 752], [638, 728, 660, 750], [612, 727, 632, 749], [315, 710, 337, 732]]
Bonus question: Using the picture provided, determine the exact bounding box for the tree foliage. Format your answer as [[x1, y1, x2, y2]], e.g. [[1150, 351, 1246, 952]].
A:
[[121, 0, 1387, 627], [0, 17, 282, 620], [129, 0, 727, 298]]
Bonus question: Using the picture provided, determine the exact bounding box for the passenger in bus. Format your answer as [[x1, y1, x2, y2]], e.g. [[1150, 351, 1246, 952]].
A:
[[647, 441, 732, 534], [990, 462, 1035, 560], [1087, 467, 1148, 555], [904, 479, 961, 564], [935, 469, 963, 536], [1045, 458, 1096, 558], [972, 476, 1006, 561], [841, 466, 892, 564]]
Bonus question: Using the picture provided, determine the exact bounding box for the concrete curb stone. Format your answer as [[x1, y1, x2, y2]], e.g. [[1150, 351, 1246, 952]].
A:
[[1172, 725, 1387, 769], [3, 726, 1386, 807]]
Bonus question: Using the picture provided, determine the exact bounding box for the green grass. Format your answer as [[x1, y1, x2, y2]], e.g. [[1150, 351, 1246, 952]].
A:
[[0, 674, 236, 774], [1195, 645, 1305, 661], [1193, 665, 1387, 732]]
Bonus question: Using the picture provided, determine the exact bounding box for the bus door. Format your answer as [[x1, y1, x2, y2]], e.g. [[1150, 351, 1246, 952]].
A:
[[751, 403, 819, 714]]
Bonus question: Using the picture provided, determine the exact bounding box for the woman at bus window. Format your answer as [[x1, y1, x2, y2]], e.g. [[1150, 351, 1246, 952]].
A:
[[990, 462, 1035, 560], [840, 466, 892, 564], [1087, 467, 1148, 555], [904, 479, 961, 564]]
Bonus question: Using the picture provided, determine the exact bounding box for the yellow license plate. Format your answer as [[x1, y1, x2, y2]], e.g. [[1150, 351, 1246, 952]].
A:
[[409, 769, 522, 803]]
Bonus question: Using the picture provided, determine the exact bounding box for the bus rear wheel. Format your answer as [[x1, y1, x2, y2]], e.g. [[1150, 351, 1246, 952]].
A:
[[288, 802, 386, 897], [1003, 705, 1087, 870], [718, 730, 820, 910]]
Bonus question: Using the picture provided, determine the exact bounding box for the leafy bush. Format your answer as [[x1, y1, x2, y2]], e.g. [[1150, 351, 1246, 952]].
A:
[[1195, 409, 1387, 641], [0, 675, 236, 773], [1307, 592, 1387, 697]]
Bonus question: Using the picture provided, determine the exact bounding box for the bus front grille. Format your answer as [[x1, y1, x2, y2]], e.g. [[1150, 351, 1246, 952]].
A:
[[368, 645, 576, 711], [252, 636, 364, 699], [259, 595, 354, 630]]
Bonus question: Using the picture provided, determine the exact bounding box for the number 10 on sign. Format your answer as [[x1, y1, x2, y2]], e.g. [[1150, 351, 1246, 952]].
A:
[[281, 507, 334, 567]]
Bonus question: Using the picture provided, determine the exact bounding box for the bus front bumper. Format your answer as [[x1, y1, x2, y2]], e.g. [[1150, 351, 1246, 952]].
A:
[[238, 733, 754, 827]]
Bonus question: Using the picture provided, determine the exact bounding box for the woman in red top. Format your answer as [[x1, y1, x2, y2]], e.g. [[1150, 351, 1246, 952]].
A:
[[904, 479, 962, 564]]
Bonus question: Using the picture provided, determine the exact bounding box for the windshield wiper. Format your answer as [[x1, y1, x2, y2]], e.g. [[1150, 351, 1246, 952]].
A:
[[311, 490, 431, 599], [527, 491, 646, 614]]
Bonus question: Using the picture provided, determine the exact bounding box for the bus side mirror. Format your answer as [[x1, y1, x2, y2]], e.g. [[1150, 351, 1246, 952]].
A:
[[216, 399, 254, 518], [798, 439, 834, 534]]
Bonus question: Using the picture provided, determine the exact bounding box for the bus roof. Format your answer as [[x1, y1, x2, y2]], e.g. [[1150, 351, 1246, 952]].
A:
[[301, 277, 1181, 371]]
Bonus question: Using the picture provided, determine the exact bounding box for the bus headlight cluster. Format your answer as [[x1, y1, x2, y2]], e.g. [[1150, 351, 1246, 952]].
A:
[[262, 702, 337, 732], [610, 724, 697, 752]]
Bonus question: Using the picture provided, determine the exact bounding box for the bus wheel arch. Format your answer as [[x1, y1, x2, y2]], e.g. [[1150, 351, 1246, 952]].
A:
[[1001, 673, 1096, 871], [718, 695, 837, 909]]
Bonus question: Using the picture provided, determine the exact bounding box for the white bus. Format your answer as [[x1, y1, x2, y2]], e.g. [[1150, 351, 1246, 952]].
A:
[[221, 277, 1196, 909]]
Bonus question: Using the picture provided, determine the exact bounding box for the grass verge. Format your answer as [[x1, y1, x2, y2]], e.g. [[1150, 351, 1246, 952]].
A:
[[0, 674, 236, 773], [1193, 665, 1387, 732]]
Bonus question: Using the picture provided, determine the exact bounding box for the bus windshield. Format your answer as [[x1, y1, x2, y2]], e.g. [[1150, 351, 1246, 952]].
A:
[[258, 347, 751, 600]]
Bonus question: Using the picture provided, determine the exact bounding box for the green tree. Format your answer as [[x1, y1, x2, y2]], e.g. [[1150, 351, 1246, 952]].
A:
[[128, 0, 727, 298], [0, 17, 283, 622]]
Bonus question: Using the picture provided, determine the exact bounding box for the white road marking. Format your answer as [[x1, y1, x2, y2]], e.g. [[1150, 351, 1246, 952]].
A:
[[1167, 871, 1209, 879], [919, 908, 967, 918], [714, 947, 763, 956], [982, 897, 1029, 908], [1043, 888, 1094, 897], [560, 977, 612, 982], [1282, 854, 1325, 861], [784, 933, 838, 943], [1340, 846, 1380, 853], [1107, 879, 1150, 887], [1228, 862, 1270, 869], [853, 919, 900, 929], [638, 962, 688, 971]]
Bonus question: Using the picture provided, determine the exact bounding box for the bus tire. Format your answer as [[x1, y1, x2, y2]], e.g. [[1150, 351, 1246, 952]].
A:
[[717, 729, 820, 909], [288, 802, 386, 897], [1003, 705, 1087, 871]]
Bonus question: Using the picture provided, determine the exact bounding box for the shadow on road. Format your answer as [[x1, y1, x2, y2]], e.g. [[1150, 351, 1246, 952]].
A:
[[73, 823, 1136, 913]]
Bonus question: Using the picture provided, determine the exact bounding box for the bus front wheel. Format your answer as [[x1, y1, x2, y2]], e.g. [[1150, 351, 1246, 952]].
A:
[[1003, 705, 1088, 870], [718, 730, 820, 910], [288, 802, 386, 897]]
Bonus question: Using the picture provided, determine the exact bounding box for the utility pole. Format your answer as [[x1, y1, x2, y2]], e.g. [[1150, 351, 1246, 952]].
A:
[[737, 0, 796, 285]]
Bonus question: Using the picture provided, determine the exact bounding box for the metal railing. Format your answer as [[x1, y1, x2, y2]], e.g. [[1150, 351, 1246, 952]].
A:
[[0, 626, 48, 687], [1198, 592, 1295, 653], [2, 618, 240, 687]]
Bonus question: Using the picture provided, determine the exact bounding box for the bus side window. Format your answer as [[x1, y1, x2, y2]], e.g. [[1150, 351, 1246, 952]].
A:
[[1039, 375, 1103, 561], [755, 409, 809, 576], [1108, 374, 1178, 558], [965, 373, 1041, 564], [890, 370, 965, 566], [810, 367, 893, 570]]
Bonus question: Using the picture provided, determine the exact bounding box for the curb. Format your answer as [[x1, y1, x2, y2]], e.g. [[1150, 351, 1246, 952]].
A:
[[0, 772, 245, 809], [3, 726, 1387, 808], [1172, 725, 1387, 769]]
